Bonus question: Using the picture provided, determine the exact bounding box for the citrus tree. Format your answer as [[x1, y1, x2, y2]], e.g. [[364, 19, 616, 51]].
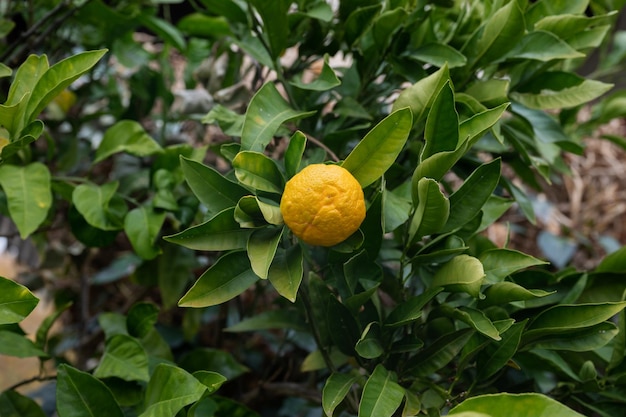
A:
[[1, 0, 626, 416]]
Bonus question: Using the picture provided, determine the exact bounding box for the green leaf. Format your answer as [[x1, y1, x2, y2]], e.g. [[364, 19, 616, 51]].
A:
[[178, 251, 259, 308], [466, 79, 510, 107], [0, 276, 39, 325], [506, 30, 585, 61], [247, 227, 283, 279], [596, 246, 626, 273], [409, 177, 450, 243], [384, 287, 443, 327], [180, 156, 249, 215], [0, 162, 52, 238], [127, 302, 159, 339], [291, 55, 341, 91], [479, 249, 548, 283], [523, 302, 626, 342], [226, 310, 308, 333], [482, 281, 554, 306], [422, 81, 459, 159], [0, 98, 28, 139], [356, 322, 384, 359], [139, 364, 207, 417], [284, 131, 306, 178], [461, 0, 525, 70], [56, 364, 124, 417], [72, 182, 126, 231], [6, 54, 48, 106], [322, 373, 360, 417], [35, 301, 71, 348], [442, 159, 501, 233], [124, 206, 165, 260], [459, 103, 509, 146], [233, 151, 285, 193], [136, 15, 186, 51], [431, 254, 486, 298], [342, 107, 412, 187], [241, 82, 315, 152], [0, 331, 47, 357], [193, 371, 227, 394], [359, 365, 404, 417], [477, 320, 526, 380], [249, 0, 289, 60], [202, 104, 244, 136], [452, 306, 501, 341], [94, 120, 163, 163], [179, 347, 249, 380], [0, 390, 46, 417], [406, 329, 474, 376], [164, 207, 252, 251], [392, 64, 450, 126], [512, 73, 613, 110], [449, 393, 585, 417], [93, 334, 150, 382], [526, 321, 618, 352], [407, 43, 467, 68], [25, 49, 107, 122], [525, 0, 589, 27], [268, 244, 303, 302], [344, 5, 382, 46], [412, 140, 469, 182]]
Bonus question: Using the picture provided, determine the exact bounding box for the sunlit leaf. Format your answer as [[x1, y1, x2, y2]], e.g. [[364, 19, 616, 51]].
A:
[[449, 393, 585, 417], [268, 244, 303, 302], [233, 151, 285, 193], [0, 276, 39, 325], [323, 373, 360, 417], [359, 365, 404, 417], [93, 334, 150, 382], [139, 364, 207, 417], [94, 120, 163, 164], [432, 255, 486, 298], [479, 249, 548, 283]]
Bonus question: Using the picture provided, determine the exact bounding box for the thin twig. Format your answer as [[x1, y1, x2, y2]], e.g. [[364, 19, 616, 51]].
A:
[[7, 374, 57, 391], [303, 132, 340, 162]]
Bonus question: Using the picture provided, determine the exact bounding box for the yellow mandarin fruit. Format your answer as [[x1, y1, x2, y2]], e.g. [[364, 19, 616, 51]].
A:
[[280, 164, 366, 247]]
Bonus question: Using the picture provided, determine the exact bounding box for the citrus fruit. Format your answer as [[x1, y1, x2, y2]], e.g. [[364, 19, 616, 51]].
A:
[[280, 164, 366, 247]]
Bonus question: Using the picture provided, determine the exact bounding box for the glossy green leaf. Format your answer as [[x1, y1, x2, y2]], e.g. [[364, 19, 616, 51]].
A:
[[0, 162, 52, 238], [384, 287, 443, 327], [6, 54, 48, 107], [452, 306, 501, 341], [0, 331, 47, 358], [192, 371, 226, 395], [478, 195, 514, 231], [180, 157, 249, 215], [459, 103, 509, 146], [178, 251, 259, 307], [284, 131, 306, 178], [72, 182, 126, 231], [359, 365, 404, 417], [93, 334, 150, 382], [506, 31, 585, 61], [482, 281, 554, 306], [124, 206, 165, 260], [409, 177, 450, 243], [35, 301, 71, 348], [465, 79, 510, 107], [461, 0, 525, 69], [342, 107, 412, 187], [512, 73, 613, 110], [412, 140, 469, 182], [442, 159, 501, 233], [291, 55, 341, 91], [449, 393, 585, 417], [431, 254, 485, 298], [268, 244, 303, 302], [233, 151, 285, 193], [392, 64, 450, 125], [479, 249, 548, 283], [56, 364, 124, 417], [25, 49, 107, 122], [0, 276, 38, 325], [249, 0, 289, 59], [356, 322, 384, 359], [127, 302, 159, 339], [234, 195, 268, 228], [408, 43, 467, 68], [164, 207, 252, 251], [526, 321, 618, 352], [477, 321, 526, 380], [523, 302, 626, 342], [525, 0, 589, 27], [534, 12, 616, 41], [241, 82, 315, 152], [226, 309, 308, 333], [94, 120, 163, 163], [0, 98, 28, 139], [322, 373, 359, 417], [139, 363, 207, 417], [422, 81, 459, 159], [383, 186, 411, 233], [406, 329, 474, 376], [596, 246, 626, 273], [247, 227, 283, 279], [0, 389, 46, 417]]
